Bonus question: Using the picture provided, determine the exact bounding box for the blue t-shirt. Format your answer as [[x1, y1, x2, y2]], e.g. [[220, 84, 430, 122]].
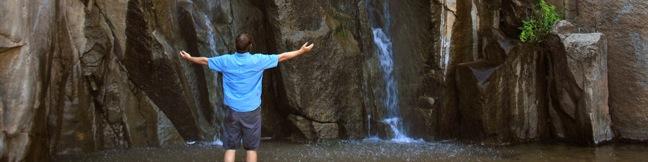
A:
[[207, 52, 279, 112]]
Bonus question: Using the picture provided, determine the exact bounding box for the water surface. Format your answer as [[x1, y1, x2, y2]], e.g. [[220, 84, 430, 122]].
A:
[[54, 139, 648, 162]]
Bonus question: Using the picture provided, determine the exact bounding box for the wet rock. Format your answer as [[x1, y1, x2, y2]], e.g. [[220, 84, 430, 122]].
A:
[[592, 0, 648, 142], [44, 0, 192, 155], [388, 0, 438, 140], [0, 0, 54, 161], [547, 30, 613, 145], [553, 0, 648, 141], [552, 20, 576, 37], [312, 123, 340, 139], [288, 114, 339, 140], [455, 44, 548, 144], [288, 114, 316, 140], [436, 0, 550, 144], [1, 0, 230, 160], [266, 0, 366, 140], [124, 0, 219, 142], [500, 0, 535, 37]]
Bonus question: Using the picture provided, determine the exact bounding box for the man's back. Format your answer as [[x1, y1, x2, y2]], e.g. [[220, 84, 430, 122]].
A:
[[207, 52, 279, 112], [178, 33, 313, 162]]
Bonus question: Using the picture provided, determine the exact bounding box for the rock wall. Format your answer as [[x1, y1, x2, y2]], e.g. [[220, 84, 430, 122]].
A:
[[547, 21, 613, 144], [431, 0, 647, 144], [1, 0, 375, 160], [549, 0, 648, 141], [429, 0, 640, 145], [1, 0, 648, 161], [265, 0, 368, 140], [389, 0, 437, 140], [1, 0, 242, 160], [579, 0, 648, 142], [434, 0, 552, 143], [1, 0, 54, 161]]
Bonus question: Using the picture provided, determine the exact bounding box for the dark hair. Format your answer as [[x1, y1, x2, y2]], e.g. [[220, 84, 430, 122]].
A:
[[236, 33, 253, 53]]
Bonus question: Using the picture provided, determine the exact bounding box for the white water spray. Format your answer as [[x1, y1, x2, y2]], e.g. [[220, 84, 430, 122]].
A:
[[439, 0, 456, 77], [367, 0, 419, 143], [198, 13, 224, 146], [471, 0, 480, 61]]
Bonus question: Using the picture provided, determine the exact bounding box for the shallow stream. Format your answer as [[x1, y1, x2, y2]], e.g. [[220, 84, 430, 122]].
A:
[[55, 139, 648, 162]]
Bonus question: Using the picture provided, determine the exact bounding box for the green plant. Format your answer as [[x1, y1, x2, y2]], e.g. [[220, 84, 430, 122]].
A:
[[520, 19, 540, 43], [519, 0, 562, 43], [539, 0, 561, 30]]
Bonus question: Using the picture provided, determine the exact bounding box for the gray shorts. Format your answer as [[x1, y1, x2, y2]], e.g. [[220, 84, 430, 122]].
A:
[[222, 106, 261, 150]]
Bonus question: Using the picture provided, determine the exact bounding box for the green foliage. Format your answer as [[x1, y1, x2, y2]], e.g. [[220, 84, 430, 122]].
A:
[[539, 0, 561, 31], [520, 19, 540, 43], [519, 0, 562, 43]]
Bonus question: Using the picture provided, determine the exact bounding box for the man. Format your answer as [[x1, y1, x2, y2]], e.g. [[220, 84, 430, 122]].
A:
[[178, 33, 314, 162]]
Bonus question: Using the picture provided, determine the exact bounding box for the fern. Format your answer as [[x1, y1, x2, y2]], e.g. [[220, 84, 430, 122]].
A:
[[520, 19, 539, 43], [519, 0, 562, 43], [539, 0, 561, 31]]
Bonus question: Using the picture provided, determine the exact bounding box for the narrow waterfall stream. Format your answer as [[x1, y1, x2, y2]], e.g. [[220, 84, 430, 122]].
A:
[[197, 13, 223, 146], [366, 0, 417, 143], [439, 0, 456, 77], [470, 0, 479, 61]]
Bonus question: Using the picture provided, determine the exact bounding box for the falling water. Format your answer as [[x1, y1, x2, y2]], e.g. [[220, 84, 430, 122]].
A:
[[197, 13, 223, 146], [471, 0, 480, 61], [202, 14, 219, 56], [367, 0, 417, 143], [439, 0, 456, 76]]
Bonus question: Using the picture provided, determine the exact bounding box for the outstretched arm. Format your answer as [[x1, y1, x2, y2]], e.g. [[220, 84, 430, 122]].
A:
[[278, 42, 315, 62], [179, 50, 208, 65]]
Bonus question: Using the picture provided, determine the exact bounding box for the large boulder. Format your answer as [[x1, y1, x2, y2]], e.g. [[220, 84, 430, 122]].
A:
[[123, 0, 226, 142], [592, 0, 648, 141], [455, 44, 549, 144], [287, 114, 339, 140], [45, 0, 194, 155], [437, 0, 548, 144], [551, 0, 648, 141], [387, 0, 438, 140], [1, 0, 241, 160], [547, 21, 614, 144], [265, 0, 366, 140], [0, 0, 54, 161]]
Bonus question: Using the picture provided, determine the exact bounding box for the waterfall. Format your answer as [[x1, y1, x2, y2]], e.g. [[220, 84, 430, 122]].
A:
[[439, 0, 456, 77], [471, 0, 479, 61], [367, 0, 417, 143], [196, 13, 223, 146], [202, 14, 219, 57]]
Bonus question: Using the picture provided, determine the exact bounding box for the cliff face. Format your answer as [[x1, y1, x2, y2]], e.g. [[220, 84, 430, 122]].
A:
[[568, 0, 648, 141], [1, 0, 648, 161], [1, 0, 216, 161], [0, 0, 372, 161], [432, 0, 552, 143]]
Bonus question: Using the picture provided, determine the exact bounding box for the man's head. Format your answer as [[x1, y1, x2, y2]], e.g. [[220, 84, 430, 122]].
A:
[[236, 33, 253, 53]]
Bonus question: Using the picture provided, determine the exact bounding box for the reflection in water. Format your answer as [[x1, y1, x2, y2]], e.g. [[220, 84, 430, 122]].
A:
[[55, 140, 648, 162]]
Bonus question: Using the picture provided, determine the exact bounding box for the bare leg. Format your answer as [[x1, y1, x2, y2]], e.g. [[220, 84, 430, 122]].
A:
[[224, 149, 236, 162], [246, 150, 257, 162]]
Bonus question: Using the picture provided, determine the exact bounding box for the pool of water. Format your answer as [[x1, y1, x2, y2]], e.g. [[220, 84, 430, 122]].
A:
[[54, 139, 648, 162]]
